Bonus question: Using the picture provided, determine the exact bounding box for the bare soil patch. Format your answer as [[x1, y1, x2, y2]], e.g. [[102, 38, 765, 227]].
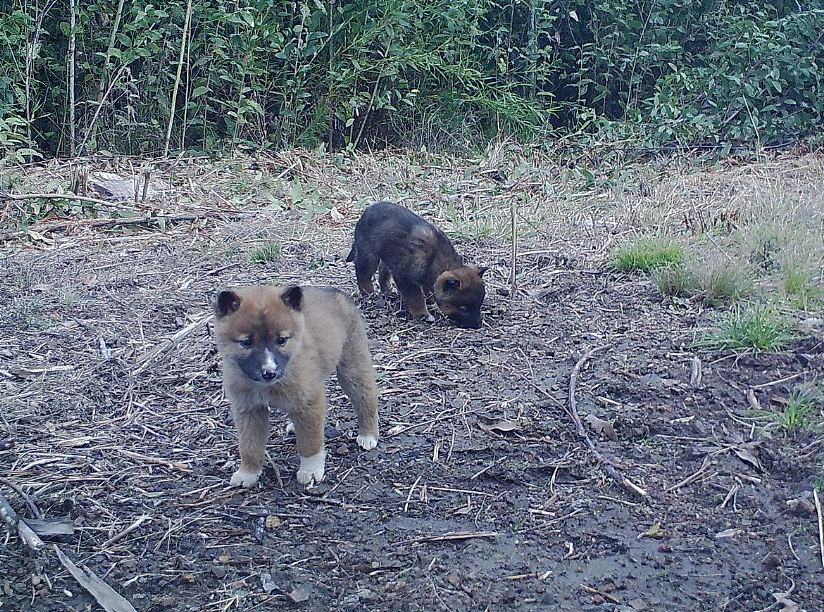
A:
[[1, 153, 823, 611]]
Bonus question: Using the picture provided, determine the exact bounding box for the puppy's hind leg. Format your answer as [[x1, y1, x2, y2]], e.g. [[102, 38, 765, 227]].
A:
[[354, 251, 380, 296], [230, 406, 270, 487], [337, 332, 379, 451]]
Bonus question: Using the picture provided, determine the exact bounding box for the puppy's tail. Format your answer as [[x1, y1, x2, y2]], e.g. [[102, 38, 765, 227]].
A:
[[345, 246, 356, 262]]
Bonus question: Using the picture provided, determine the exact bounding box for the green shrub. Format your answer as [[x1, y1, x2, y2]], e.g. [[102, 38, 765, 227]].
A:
[[2, 1, 822, 155]]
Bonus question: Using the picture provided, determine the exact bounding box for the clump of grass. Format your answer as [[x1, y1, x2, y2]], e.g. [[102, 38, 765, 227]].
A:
[[695, 257, 751, 305], [609, 238, 684, 273], [782, 263, 823, 305], [748, 383, 823, 433], [695, 304, 796, 352], [784, 266, 811, 295], [654, 265, 697, 298], [654, 253, 750, 305], [249, 243, 280, 265]]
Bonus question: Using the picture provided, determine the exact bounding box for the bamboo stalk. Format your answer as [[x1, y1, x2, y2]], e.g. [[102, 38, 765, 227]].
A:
[[24, 1, 57, 145], [90, 0, 126, 149], [327, 0, 335, 151], [79, 64, 127, 155], [164, 0, 194, 157], [68, 0, 77, 157]]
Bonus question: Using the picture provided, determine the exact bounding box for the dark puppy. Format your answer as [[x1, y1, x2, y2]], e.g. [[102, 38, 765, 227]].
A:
[[214, 285, 379, 488], [347, 201, 487, 328]]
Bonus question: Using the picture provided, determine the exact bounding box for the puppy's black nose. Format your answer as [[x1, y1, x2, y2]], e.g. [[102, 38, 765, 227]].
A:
[[261, 368, 278, 381], [455, 316, 483, 329]]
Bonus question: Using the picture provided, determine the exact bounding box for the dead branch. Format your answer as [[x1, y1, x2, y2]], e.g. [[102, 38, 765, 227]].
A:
[[53, 545, 138, 612], [2, 191, 126, 207], [690, 355, 702, 387], [132, 313, 213, 376], [0, 476, 42, 519], [0, 212, 254, 242], [25, 518, 75, 540], [814, 488, 824, 569], [0, 491, 44, 551], [115, 449, 191, 473], [412, 531, 498, 543], [567, 345, 648, 498], [667, 455, 713, 492]]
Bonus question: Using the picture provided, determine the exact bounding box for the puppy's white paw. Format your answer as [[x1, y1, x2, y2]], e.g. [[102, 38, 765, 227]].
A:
[[230, 468, 261, 488], [297, 451, 326, 487], [424, 314, 435, 323], [356, 433, 378, 451], [285, 421, 295, 435]]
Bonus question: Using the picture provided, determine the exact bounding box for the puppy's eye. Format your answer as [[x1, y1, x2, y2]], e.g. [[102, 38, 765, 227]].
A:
[[237, 337, 253, 348], [459, 306, 469, 315], [276, 336, 288, 346]]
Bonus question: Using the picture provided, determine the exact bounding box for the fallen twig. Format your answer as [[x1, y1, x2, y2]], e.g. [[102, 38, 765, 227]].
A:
[[667, 455, 713, 493], [0, 211, 255, 242], [814, 488, 824, 569], [580, 583, 620, 604], [53, 545, 138, 612], [2, 191, 125, 207], [115, 449, 191, 472], [101, 514, 150, 549], [411, 531, 498, 543], [567, 345, 648, 497], [0, 491, 44, 551], [751, 373, 803, 390], [690, 355, 702, 387], [132, 313, 213, 376], [0, 476, 42, 519], [403, 474, 423, 513]]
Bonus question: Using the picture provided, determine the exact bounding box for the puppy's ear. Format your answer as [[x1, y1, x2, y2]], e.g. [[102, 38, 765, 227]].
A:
[[443, 277, 460, 290], [215, 290, 242, 318], [281, 285, 303, 311], [476, 266, 489, 277]]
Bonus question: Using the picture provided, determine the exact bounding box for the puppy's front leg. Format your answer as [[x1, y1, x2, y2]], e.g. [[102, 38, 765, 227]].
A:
[[230, 406, 270, 487], [395, 277, 434, 322], [290, 393, 327, 486]]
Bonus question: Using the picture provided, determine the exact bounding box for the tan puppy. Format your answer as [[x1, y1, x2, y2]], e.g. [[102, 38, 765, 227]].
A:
[[213, 285, 379, 487]]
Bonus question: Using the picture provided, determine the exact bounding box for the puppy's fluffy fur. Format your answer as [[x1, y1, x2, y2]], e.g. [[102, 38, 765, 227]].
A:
[[347, 201, 487, 328], [214, 285, 379, 487]]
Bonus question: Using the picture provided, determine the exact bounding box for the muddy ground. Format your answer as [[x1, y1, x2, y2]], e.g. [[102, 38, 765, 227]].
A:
[[1, 157, 823, 612]]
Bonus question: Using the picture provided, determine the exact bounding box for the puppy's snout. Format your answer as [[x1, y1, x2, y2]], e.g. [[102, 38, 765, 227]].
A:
[[260, 365, 279, 380]]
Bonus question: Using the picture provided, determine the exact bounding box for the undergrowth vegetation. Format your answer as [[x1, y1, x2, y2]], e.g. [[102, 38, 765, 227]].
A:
[[1, 1, 823, 161], [695, 304, 797, 352], [746, 382, 824, 433]]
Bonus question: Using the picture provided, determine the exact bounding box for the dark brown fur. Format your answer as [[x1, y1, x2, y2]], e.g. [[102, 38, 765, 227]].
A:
[[347, 201, 487, 328], [213, 285, 379, 488]]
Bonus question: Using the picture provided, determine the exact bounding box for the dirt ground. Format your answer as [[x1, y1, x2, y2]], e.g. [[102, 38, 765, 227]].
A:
[[1, 153, 823, 612]]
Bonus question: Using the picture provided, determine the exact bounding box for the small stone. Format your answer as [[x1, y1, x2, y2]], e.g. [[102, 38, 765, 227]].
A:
[[639, 373, 664, 389]]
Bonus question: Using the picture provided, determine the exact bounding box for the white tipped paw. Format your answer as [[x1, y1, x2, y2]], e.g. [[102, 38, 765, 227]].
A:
[[285, 421, 295, 435], [297, 451, 326, 487], [424, 314, 435, 323], [356, 434, 378, 451], [230, 468, 261, 488]]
